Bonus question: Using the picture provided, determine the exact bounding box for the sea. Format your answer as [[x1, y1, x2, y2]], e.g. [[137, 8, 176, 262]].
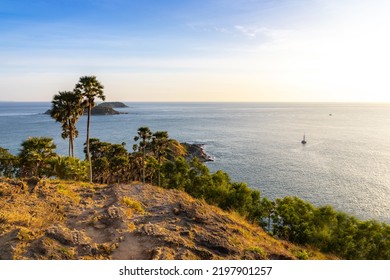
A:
[[1, 102, 390, 223]]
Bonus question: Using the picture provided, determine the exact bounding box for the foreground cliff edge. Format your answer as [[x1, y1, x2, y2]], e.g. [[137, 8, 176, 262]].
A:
[[0, 178, 331, 260]]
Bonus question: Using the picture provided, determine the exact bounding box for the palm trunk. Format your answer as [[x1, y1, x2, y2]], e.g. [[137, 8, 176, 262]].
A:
[[67, 121, 71, 157], [71, 137, 74, 158], [69, 121, 74, 158], [268, 215, 271, 232], [87, 104, 92, 183], [142, 147, 146, 184], [158, 156, 161, 187], [68, 139, 71, 157]]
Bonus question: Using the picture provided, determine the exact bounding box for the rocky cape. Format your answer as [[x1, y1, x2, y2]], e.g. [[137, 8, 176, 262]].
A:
[[181, 143, 213, 162], [0, 178, 332, 260]]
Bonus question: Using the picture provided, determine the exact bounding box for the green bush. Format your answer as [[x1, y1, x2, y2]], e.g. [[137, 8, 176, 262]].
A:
[[49, 156, 88, 181]]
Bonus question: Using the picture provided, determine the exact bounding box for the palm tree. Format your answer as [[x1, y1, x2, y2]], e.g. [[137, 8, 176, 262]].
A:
[[50, 91, 83, 157], [74, 76, 105, 183], [152, 131, 169, 187], [134, 127, 153, 184]]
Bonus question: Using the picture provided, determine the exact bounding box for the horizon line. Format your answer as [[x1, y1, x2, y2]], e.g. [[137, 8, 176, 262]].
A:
[[1, 100, 390, 104]]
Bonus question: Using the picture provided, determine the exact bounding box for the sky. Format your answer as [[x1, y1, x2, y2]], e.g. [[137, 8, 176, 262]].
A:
[[0, 0, 390, 102]]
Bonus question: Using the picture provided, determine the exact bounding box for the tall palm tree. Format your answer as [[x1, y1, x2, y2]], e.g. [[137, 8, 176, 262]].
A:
[[134, 126, 152, 184], [74, 76, 105, 183], [50, 91, 83, 157], [152, 131, 169, 187]]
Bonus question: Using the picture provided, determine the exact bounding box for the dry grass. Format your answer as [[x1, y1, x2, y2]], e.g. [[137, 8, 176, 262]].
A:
[[57, 184, 81, 203], [127, 222, 136, 232], [0, 178, 335, 260]]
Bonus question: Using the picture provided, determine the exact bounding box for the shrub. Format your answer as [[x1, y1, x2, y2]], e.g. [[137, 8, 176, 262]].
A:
[[49, 156, 88, 181]]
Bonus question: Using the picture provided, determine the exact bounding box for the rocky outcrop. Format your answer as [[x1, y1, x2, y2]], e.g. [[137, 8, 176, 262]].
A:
[[181, 143, 214, 162], [0, 178, 332, 260]]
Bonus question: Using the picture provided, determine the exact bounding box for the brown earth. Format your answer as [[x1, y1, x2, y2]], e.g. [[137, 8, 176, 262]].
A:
[[0, 178, 332, 260]]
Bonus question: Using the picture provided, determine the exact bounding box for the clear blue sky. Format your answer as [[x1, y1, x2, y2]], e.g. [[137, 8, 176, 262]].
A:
[[1, 0, 389, 102]]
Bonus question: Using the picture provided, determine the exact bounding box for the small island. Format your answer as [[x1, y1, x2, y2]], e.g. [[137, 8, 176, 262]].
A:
[[90, 106, 121, 115], [44, 101, 128, 116]]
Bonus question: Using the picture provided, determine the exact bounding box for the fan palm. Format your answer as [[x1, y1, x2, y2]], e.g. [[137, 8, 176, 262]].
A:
[[50, 91, 83, 157], [74, 76, 105, 183], [152, 131, 169, 186], [134, 126, 153, 184]]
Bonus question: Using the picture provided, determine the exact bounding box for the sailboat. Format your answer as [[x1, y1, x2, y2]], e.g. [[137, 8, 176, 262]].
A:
[[301, 133, 307, 144]]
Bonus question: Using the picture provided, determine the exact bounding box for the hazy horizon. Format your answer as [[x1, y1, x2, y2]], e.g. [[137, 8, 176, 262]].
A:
[[2, 100, 390, 105], [1, 0, 389, 102]]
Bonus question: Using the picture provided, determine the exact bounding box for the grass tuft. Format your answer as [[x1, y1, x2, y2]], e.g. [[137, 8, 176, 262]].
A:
[[122, 196, 145, 214], [245, 246, 267, 258], [57, 184, 81, 203]]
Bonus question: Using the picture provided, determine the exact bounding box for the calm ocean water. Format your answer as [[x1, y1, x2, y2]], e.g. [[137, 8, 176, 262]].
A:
[[1, 102, 390, 223]]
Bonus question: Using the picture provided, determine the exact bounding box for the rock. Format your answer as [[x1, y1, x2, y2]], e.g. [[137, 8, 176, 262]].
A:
[[181, 143, 214, 162], [193, 230, 238, 256], [46, 225, 74, 246], [0, 180, 312, 260]]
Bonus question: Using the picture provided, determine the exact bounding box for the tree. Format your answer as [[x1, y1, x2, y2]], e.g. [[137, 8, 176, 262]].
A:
[[0, 147, 17, 177], [50, 91, 83, 157], [134, 127, 153, 184], [260, 197, 275, 232], [110, 155, 129, 183], [161, 156, 190, 190], [74, 76, 105, 183], [152, 131, 169, 186], [18, 137, 57, 177]]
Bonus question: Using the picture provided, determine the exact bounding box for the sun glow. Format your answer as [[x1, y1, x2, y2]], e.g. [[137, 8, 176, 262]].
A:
[[0, 0, 389, 102], [247, 1, 390, 102]]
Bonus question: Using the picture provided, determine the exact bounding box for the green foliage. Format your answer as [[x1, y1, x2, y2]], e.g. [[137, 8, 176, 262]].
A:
[[122, 196, 145, 214], [85, 138, 130, 183], [293, 249, 310, 260], [3, 128, 390, 260], [134, 126, 153, 184], [110, 155, 129, 183], [152, 131, 170, 186], [18, 137, 57, 177], [50, 91, 83, 157], [245, 246, 267, 258], [74, 76, 105, 109], [261, 196, 390, 259], [57, 184, 81, 203], [93, 157, 110, 184], [48, 156, 88, 181], [273, 197, 316, 243], [161, 156, 190, 190], [160, 157, 261, 219], [0, 147, 18, 177], [74, 75, 105, 183]]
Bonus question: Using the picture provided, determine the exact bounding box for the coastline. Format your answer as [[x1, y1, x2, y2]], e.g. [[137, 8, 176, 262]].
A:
[[1, 102, 390, 223]]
